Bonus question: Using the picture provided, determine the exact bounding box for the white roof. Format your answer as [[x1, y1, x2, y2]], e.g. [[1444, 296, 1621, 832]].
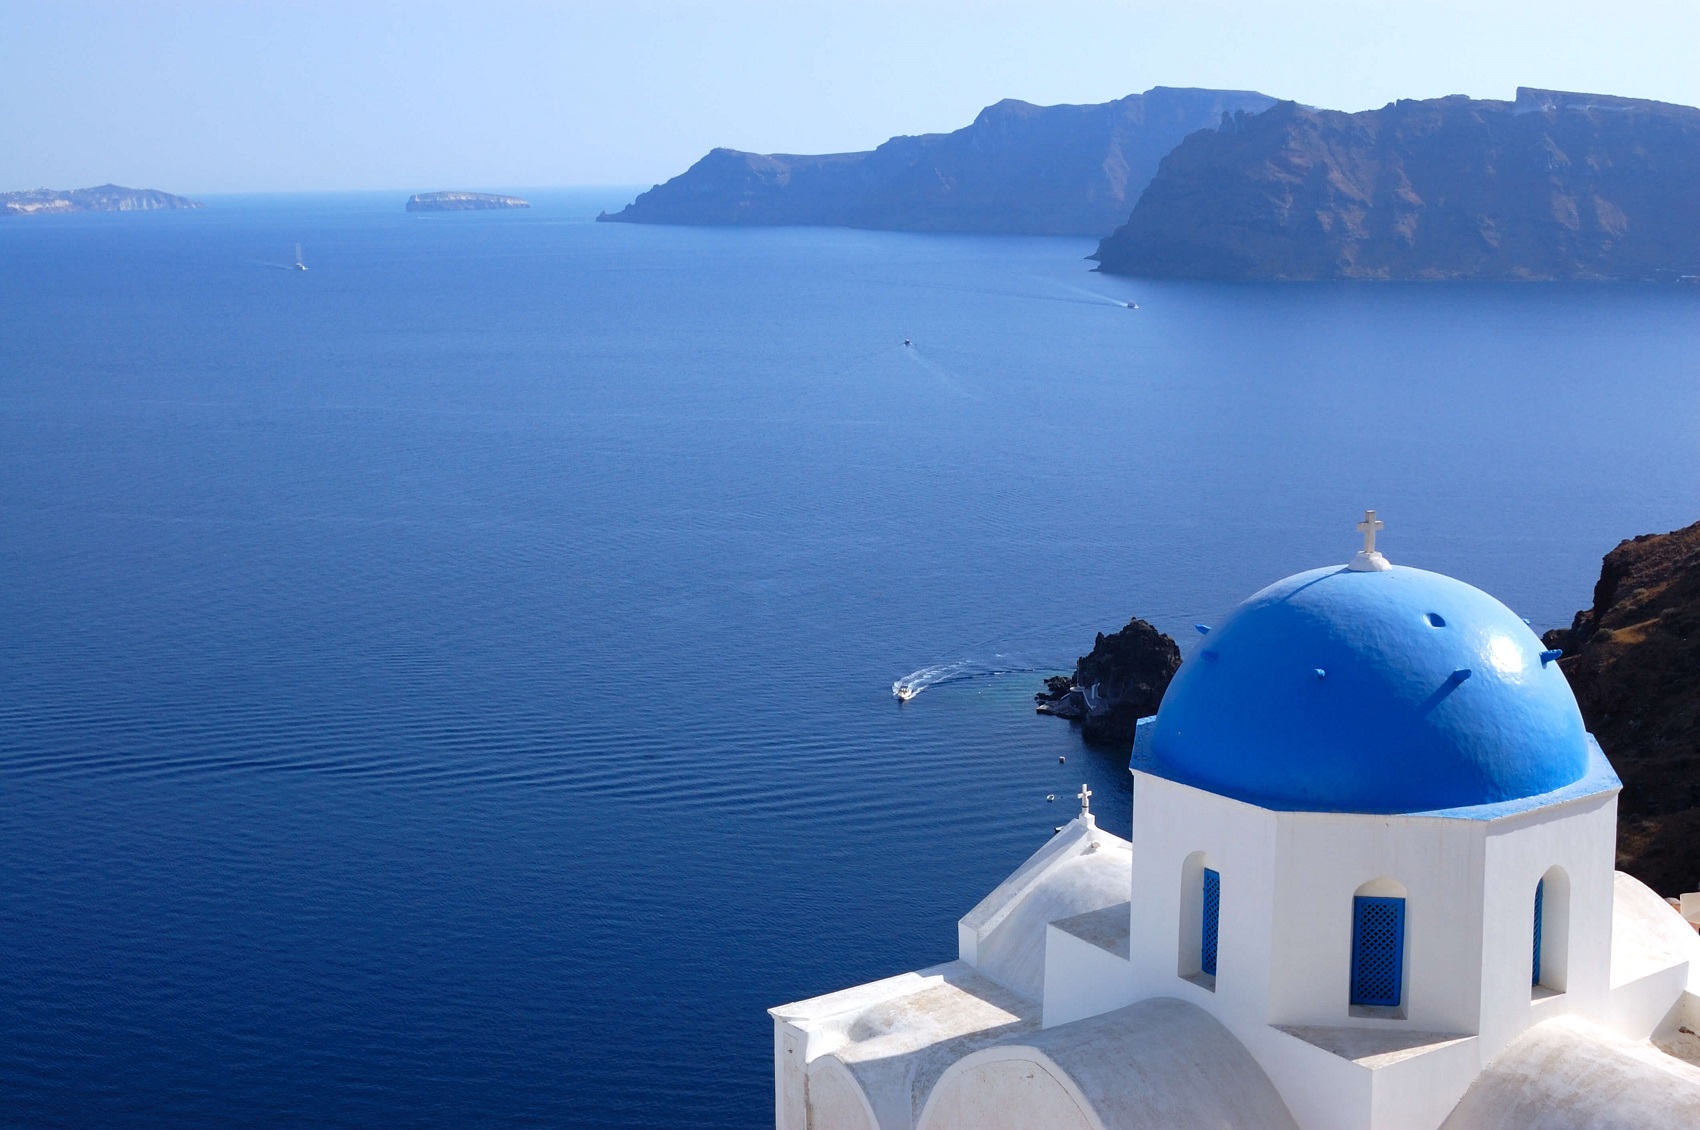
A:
[[1442, 1015, 1700, 1128]]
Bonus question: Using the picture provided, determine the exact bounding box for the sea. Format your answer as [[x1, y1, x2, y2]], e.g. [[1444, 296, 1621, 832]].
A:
[[1, 188, 1697, 1127]]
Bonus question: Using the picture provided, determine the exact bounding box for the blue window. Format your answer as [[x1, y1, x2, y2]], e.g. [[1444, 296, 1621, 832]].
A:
[[1350, 896, 1405, 1007], [1201, 868, 1221, 977], [1532, 880, 1545, 986]]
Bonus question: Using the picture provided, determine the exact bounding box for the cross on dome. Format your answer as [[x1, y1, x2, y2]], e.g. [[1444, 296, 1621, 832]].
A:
[[1358, 510, 1384, 554], [1077, 783, 1092, 815], [1347, 509, 1393, 572]]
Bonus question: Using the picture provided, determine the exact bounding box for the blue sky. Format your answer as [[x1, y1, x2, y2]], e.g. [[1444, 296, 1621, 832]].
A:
[[3, 0, 1697, 193]]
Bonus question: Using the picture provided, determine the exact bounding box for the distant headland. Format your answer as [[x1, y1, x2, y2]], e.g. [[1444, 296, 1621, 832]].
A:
[[601, 84, 1700, 282], [1, 184, 202, 216], [597, 87, 1276, 236], [407, 191, 529, 212], [1094, 88, 1700, 281]]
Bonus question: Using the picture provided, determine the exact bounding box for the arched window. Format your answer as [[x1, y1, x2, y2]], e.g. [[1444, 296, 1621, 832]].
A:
[[1201, 868, 1221, 978], [1534, 866, 1570, 995], [1350, 879, 1407, 1011], [1177, 851, 1218, 989], [1532, 881, 1544, 986]]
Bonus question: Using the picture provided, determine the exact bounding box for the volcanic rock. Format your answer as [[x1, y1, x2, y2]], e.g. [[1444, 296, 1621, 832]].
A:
[[1037, 617, 1181, 746], [1544, 520, 1700, 895]]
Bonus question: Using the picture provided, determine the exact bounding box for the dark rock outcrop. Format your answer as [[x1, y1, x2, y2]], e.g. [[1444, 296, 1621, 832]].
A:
[[1037, 617, 1181, 746], [1094, 88, 1700, 281], [1544, 520, 1700, 895], [1, 184, 202, 216], [406, 191, 529, 211], [598, 87, 1276, 236]]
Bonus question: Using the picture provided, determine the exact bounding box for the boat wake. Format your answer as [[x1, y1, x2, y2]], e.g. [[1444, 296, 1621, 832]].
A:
[[902, 345, 984, 401], [892, 655, 1054, 701], [1039, 279, 1138, 308]]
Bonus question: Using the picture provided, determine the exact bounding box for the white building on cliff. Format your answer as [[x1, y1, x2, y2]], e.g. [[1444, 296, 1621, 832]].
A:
[[771, 518, 1700, 1129]]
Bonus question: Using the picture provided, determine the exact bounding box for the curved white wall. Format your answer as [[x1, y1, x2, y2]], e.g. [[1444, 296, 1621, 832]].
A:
[[918, 1051, 1098, 1130]]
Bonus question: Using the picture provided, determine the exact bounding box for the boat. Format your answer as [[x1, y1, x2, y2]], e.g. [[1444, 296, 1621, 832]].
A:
[[1126, 301, 1139, 309], [294, 244, 308, 271]]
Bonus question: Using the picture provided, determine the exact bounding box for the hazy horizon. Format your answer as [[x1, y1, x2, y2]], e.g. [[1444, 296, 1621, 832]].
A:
[[4, 0, 1700, 195]]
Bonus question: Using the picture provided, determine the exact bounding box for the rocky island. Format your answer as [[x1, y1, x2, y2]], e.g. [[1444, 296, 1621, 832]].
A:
[[1035, 616, 1181, 745], [2, 184, 202, 216], [1093, 88, 1700, 281], [1544, 520, 1700, 896], [598, 86, 1274, 236], [406, 191, 530, 211]]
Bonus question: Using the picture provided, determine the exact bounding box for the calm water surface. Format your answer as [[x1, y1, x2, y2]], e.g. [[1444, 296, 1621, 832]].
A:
[[2, 190, 1697, 1126]]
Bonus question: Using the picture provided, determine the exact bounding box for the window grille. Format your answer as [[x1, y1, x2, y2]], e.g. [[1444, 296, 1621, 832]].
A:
[[1532, 880, 1544, 987], [1350, 895, 1405, 1007], [1201, 868, 1221, 977]]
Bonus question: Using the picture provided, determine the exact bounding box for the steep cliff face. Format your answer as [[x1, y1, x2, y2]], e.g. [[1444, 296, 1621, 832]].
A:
[[2, 185, 202, 216], [599, 87, 1275, 236], [1094, 88, 1700, 280], [1544, 521, 1700, 895]]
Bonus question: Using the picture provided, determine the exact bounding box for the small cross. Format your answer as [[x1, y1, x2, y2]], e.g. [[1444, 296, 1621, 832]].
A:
[[1077, 783, 1092, 815], [1357, 510, 1384, 555]]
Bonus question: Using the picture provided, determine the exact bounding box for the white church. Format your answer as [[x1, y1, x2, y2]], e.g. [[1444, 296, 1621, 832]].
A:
[[771, 516, 1700, 1129]]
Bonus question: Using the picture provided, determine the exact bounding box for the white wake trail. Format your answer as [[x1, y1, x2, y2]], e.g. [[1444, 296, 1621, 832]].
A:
[[892, 654, 1058, 700]]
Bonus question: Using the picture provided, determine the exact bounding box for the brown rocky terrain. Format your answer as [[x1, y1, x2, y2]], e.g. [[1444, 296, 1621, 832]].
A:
[[1094, 88, 1700, 281], [1036, 617, 1181, 746], [1544, 520, 1700, 895]]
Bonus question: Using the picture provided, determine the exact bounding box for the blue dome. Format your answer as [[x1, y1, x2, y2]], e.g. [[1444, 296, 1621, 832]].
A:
[[1150, 564, 1591, 813]]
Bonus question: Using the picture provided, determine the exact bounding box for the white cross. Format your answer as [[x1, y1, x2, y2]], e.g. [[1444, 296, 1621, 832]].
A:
[[1357, 510, 1384, 555], [1077, 783, 1092, 815]]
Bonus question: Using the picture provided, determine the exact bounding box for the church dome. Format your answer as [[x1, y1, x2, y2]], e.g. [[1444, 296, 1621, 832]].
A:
[[1150, 561, 1591, 813]]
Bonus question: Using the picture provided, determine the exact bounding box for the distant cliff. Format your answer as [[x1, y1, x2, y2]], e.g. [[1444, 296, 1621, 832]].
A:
[[407, 191, 530, 212], [1, 184, 202, 216], [598, 87, 1276, 236], [1544, 521, 1700, 896], [1094, 88, 1700, 280]]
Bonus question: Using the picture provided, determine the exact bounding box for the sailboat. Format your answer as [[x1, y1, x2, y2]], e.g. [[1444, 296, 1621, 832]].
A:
[[293, 244, 308, 271]]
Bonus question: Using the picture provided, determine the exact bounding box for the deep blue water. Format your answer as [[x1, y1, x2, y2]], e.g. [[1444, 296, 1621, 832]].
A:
[[2, 190, 1697, 1127]]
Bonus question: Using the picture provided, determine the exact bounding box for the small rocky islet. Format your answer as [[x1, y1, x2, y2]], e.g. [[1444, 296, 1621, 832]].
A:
[[406, 191, 529, 212], [1034, 616, 1180, 746]]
